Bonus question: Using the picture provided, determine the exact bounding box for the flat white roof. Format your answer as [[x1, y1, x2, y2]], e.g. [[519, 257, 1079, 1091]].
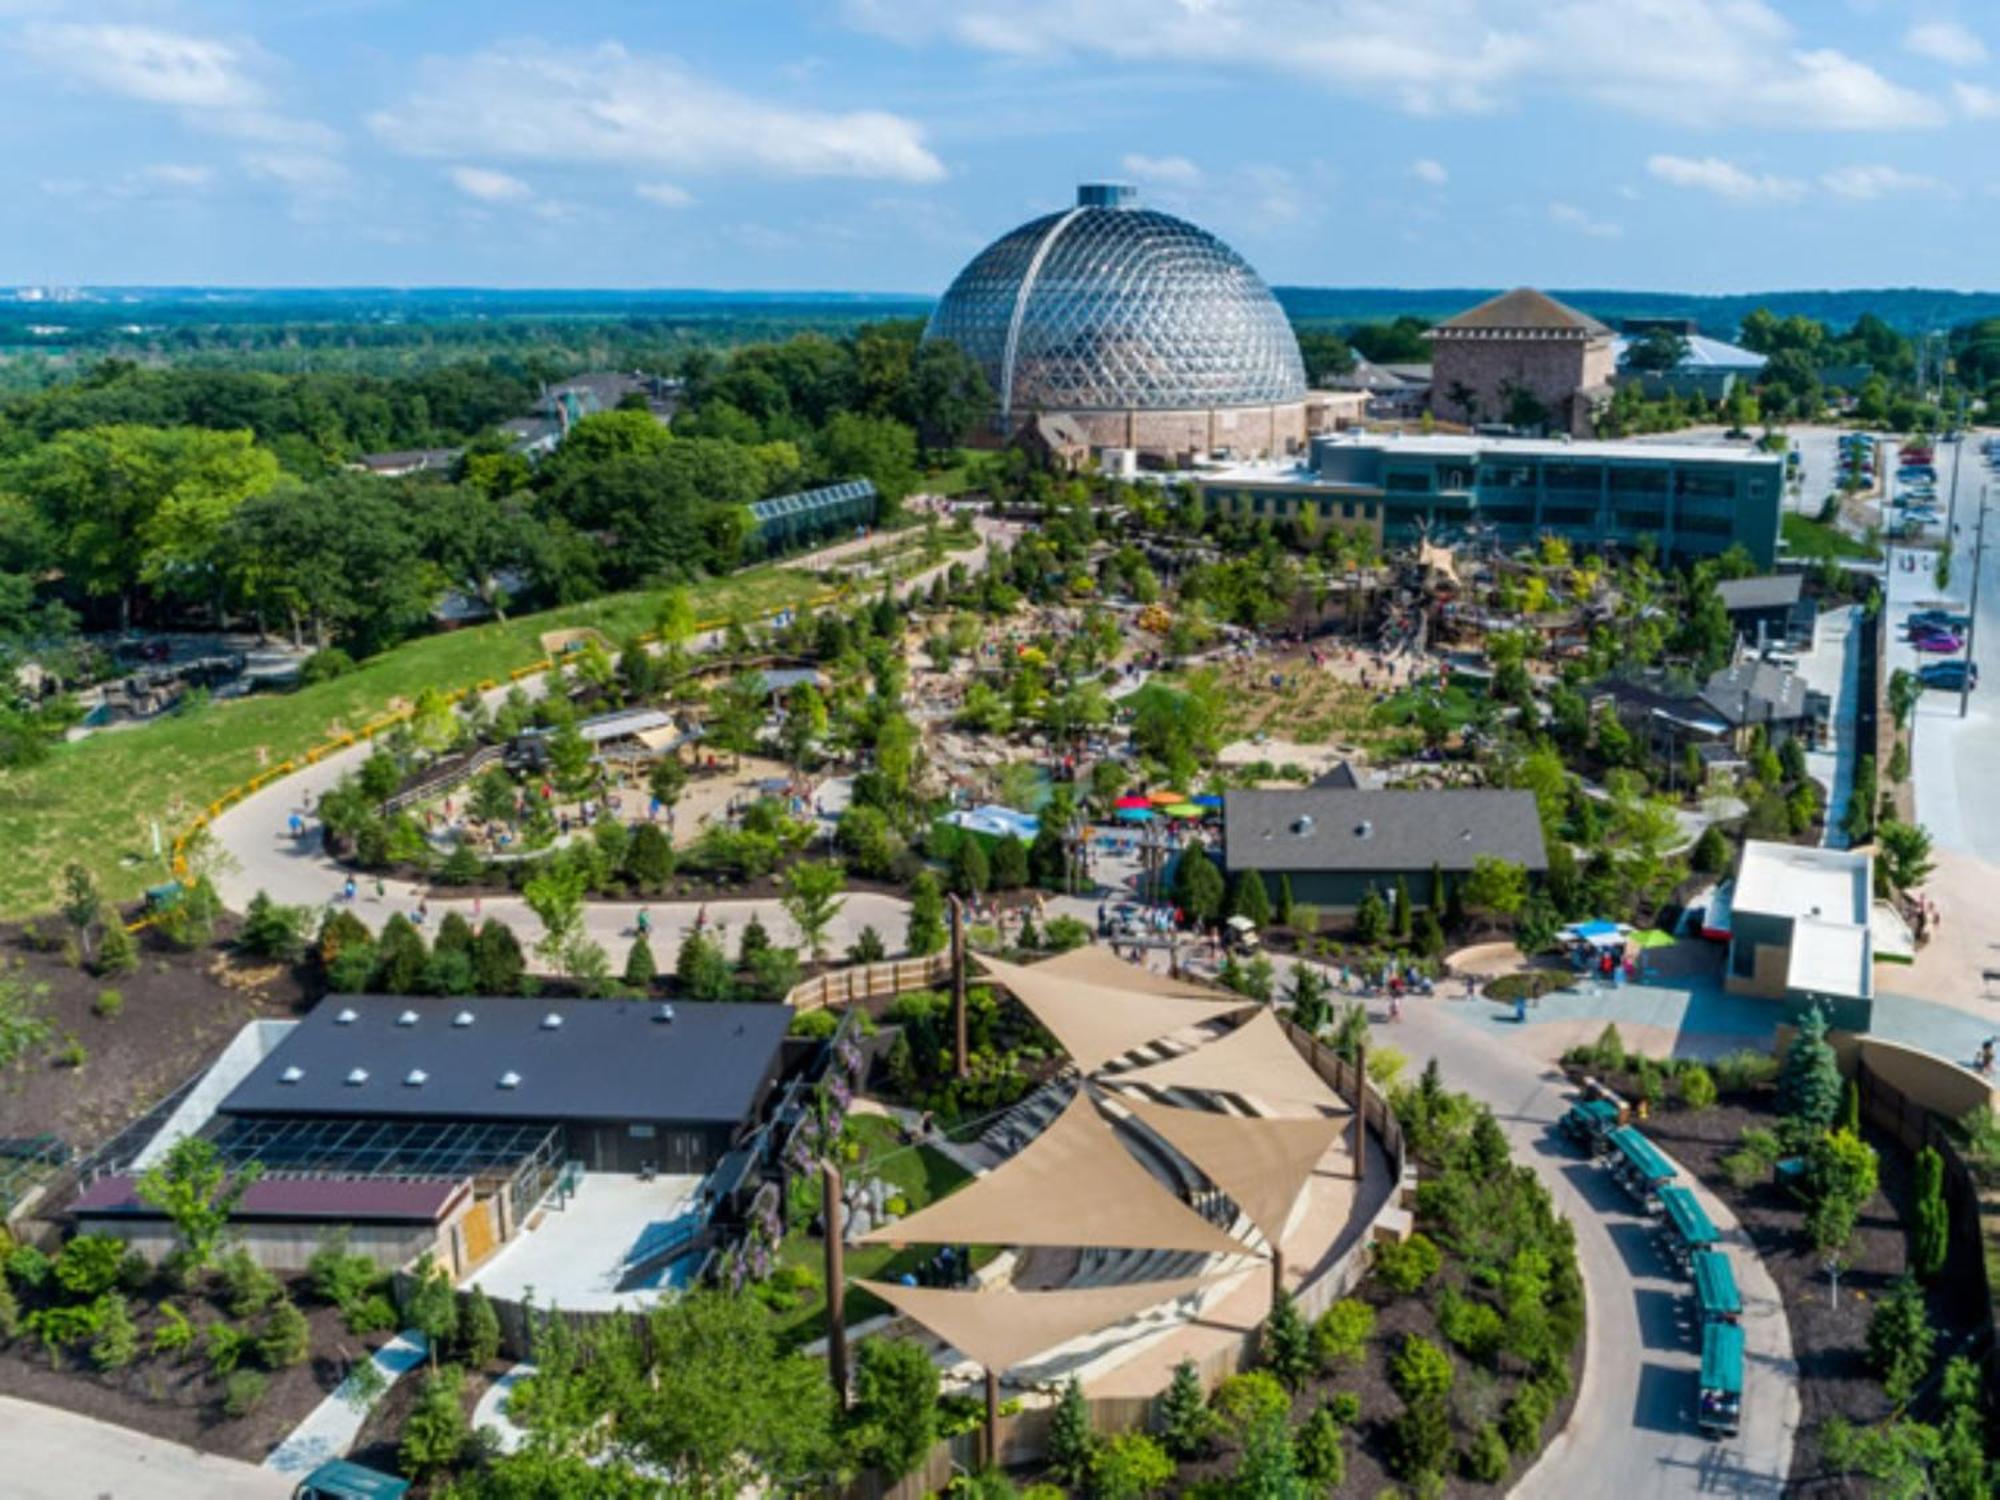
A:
[[1785, 916, 1874, 1000], [1733, 839, 1871, 928]]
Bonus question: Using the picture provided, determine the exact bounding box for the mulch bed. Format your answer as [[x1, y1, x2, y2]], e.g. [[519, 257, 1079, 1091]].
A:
[[0, 1279, 387, 1463], [347, 1356, 504, 1478], [0, 920, 312, 1160], [1622, 1079, 1989, 1498]]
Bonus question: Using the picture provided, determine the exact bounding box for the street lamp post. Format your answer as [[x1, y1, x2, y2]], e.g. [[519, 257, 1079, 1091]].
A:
[[1961, 485, 1989, 721]]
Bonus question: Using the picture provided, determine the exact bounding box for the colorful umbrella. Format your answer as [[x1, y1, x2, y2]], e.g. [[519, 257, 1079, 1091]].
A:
[[1115, 806, 1157, 823], [1165, 803, 1203, 819], [1150, 789, 1188, 805], [1192, 794, 1224, 809], [1115, 795, 1153, 810], [1631, 929, 1677, 950]]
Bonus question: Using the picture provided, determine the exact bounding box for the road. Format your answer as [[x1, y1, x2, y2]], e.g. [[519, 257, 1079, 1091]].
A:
[[0, 1396, 288, 1499], [1377, 988, 1797, 1500]]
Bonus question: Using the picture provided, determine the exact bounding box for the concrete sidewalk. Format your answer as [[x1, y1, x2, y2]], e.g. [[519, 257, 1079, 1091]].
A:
[[262, 1330, 429, 1478], [0, 1395, 289, 1499]]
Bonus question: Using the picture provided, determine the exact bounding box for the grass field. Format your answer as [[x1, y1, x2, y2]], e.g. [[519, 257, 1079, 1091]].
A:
[[0, 567, 819, 919], [1781, 512, 1881, 562], [769, 1112, 987, 1346]]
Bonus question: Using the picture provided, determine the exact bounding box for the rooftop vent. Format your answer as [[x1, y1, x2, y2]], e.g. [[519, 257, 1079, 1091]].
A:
[[396, 1010, 419, 1027], [404, 1068, 428, 1087], [498, 1070, 522, 1089], [654, 1004, 677, 1024], [452, 1010, 475, 1028], [280, 1066, 304, 1084], [1356, 820, 1373, 839], [334, 1008, 358, 1025], [540, 1012, 563, 1031], [1077, 182, 1138, 209], [345, 1067, 369, 1086], [1293, 814, 1314, 835]]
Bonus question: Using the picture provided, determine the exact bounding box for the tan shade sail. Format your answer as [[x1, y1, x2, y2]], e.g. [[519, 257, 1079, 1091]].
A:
[[1031, 945, 1220, 998], [1103, 1009, 1343, 1115], [1116, 1096, 1346, 1251], [859, 1274, 1214, 1375], [858, 1090, 1246, 1256], [974, 953, 1251, 1074]]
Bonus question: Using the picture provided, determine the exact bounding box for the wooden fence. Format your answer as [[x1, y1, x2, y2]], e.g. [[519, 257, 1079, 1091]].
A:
[[787, 954, 954, 1014]]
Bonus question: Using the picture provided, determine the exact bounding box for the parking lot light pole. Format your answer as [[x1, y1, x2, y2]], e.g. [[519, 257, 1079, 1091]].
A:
[[1962, 486, 1989, 721]]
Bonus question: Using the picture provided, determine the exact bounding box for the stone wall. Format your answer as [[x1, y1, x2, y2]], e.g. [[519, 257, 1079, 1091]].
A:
[[1429, 335, 1613, 437], [994, 401, 1307, 463]]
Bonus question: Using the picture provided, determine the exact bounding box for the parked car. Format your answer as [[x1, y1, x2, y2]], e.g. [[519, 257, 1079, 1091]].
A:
[[1910, 609, 1971, 630], [1914, 631, 1965, 653], [1920, 660, 1979, 690]]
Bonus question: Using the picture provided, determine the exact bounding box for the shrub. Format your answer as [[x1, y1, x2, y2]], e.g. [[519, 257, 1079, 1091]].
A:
[[1867, 1278, 1935, 1406], [345, 1293, 398, 1337], [1296, 1405, 1346, 1488], [401, 1367, 470, 1478], [205, 1321, 251, 1376], [1463, 1421, 1511, 1483], [0, 1282, 16, 1342], [1911, 1146, 1949, 1281], [1327, 1390, 1362, 1426], [223, 1369, 269, 1418], [462, 1285, 502, 1367], [90, 1294, 138, 1371], [1046, 1377, 1096, 1486], [4, 1244, 49, 1292], [1390, 1335, 1455, 1407], [53, 1035, 87, 1069], [1500, 1382, 1553, 1455], [1590, 1023, 1626, 1075], [95, 921, 137, 978], [1089, 1432, 1174, 1500], [1439, 1289, 1505, 1365], [1156, 1358, 1212, 1459], [1712, 1048, 1779, 1093], [1678, 1063, 1717, 1112], [1313, 1297, 1375, 1369], [152, 1302, 194, 1360], [92, 989, 123, 1020], [54, 1235, 127, 1299], [299, 648, 356, 684], [850, 1337, 938, 1482], [219, 1248, 282, 1318], [1374, 1232, 1443, 1295], [308, 1230, 381, 1311], [1261, 1290, 1315, 1387], [260, 1299, 310, 1369], [1210, 1369, 1289, 1437]]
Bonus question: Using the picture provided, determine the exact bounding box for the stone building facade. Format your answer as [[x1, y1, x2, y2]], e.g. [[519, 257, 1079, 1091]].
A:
[[1426, 287, 1617, 438]]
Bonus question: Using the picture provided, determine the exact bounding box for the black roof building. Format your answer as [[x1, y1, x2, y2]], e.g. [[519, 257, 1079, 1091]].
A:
[[221, 996, 793, 1175], [1698, 658, 1808, 728]]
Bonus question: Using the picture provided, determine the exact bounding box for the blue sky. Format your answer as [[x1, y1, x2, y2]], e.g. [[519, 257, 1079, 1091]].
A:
[[5, 1, 2000, 293]]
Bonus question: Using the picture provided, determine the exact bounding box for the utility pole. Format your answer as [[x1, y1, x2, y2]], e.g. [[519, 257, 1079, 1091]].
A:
[[1946, 427, 1966, 539], [949, 895, 969, 1078], [1961, 487, 1988, 721]]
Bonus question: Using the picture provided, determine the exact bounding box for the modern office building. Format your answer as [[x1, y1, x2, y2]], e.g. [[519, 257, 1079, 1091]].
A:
[[1426, 288, 1618, 437], [1714, 841, 1874, 1031], [1184, 431, 1785, 566], [925, 183, 1310, 464]]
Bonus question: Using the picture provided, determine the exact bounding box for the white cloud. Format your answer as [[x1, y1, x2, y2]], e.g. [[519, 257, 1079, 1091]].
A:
[[1411, 158, 1448, 186], [635, 181, 694, 208], [370, 42, 945, 182], [18, 23, 261, 109], [843, 0, 1942, 129], [1548, 200, 1621, 238], [242, 151, 351, 195], [1905, 20, 1986, 68], [1646, 153, 1806, 202], [449, 165, 531, 202], [39, 162, 217, 203], [1120, 152, 1201, 186], [1952, 80, 2000, 118], [1820, 163, 1950, 200]]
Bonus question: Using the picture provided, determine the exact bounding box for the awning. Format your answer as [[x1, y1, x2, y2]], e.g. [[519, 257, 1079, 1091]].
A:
[[1692, 1251, 1740, 1320], [1660, 1185, 1719, 1249], [858, 1090, 1247, 1256], [1701, 1321, 1744, 1396], [1102, 1009, 1342, 1116], [859, 1274, 1214, 1375], [634, 725, 683, 751], [974, 954, 1252, 1075], [1610, 1126, 1678, 1185], [1029, 945, 1219, 998], [1115, 1096, 1346, 1251]]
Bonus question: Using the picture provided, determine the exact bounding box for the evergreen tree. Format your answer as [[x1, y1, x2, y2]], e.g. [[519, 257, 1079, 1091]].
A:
[[1171, 845, 1225, 924], [1912, 1145, 1950, 1281], [1353, 885, 1389, 945], [1841, 1077, 1861, 1136], [373, 914, 430, 994], [949, 836, 990, 896], [1262, 1290, 1315, 1388], [1274, 873, 1295, 929], [472, 920, 525, 994], [1780, 1005, 1842, 1137], [1234, 1409, 1302, 1498], [1392, 875, 1412, 940], [1157, 1358, 1212, 1459], [1047, 1376, 1096, 1486], [1428, 861, 1446, 914], [1231, 871, 1272, 927], [625, 822, 675, 890], [989, 836, 1029, 891], [623, 934, 657, 992], [738, 915, 773, 965], [462, 1285, 502, 1367], [906, 871, 947, 956]]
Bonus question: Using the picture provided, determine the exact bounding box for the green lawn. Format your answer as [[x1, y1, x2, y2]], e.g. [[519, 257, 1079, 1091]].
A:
[[767, 1112, 992, 1347], [1370, 683, 1480, 730], [1781, 512, 1881, 562], [0, 567, 820, 918]]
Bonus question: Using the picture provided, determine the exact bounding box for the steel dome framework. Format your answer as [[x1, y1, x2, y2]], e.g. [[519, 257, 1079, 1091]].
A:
[[926, 184, 1307, 427]]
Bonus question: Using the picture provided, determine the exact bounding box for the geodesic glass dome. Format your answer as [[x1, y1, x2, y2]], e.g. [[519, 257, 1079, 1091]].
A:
[[925, 184, 1307, 422]]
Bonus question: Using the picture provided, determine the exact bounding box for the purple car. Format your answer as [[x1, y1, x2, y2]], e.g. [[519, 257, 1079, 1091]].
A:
[[1914, 631, 1965, 653]]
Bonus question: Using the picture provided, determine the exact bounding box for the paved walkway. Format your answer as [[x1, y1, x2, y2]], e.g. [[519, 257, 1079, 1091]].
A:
[[1797, 604, 1861, 848], [0, 1396, 288, 1499], [262, 1330, 429, 1478], [1377, 985, 1797, 1500], [471, 1363, 535, 1455]]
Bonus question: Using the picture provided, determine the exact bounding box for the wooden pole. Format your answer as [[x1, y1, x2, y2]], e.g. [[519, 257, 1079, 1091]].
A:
[[1270, 1248, 1286, 1306], [822, 1161, 849, 1412], [950, 895, 969, 1079], [984, 1366, 1001, 1470], [1352, 1038, 1367, 1183]]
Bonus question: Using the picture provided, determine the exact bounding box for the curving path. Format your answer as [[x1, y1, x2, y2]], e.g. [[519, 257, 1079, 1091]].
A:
[[1339, 976, 1797, 1499]]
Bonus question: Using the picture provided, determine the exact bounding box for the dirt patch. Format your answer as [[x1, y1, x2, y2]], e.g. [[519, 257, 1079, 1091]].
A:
[[0, 920, 312, 1165], [0, 1277, 387, 1463], [1627, 1083, 1988, 1498]]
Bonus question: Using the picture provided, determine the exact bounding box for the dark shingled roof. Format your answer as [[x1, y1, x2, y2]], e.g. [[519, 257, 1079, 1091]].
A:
[[71, 1173, 467, 1224], [220, 996, 791, 1127], [1222, 789, 1548, 875], [1431, 287, 1611, 338], [1713, 574, 1805, 613], [1699, 659, 1807, 726]]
